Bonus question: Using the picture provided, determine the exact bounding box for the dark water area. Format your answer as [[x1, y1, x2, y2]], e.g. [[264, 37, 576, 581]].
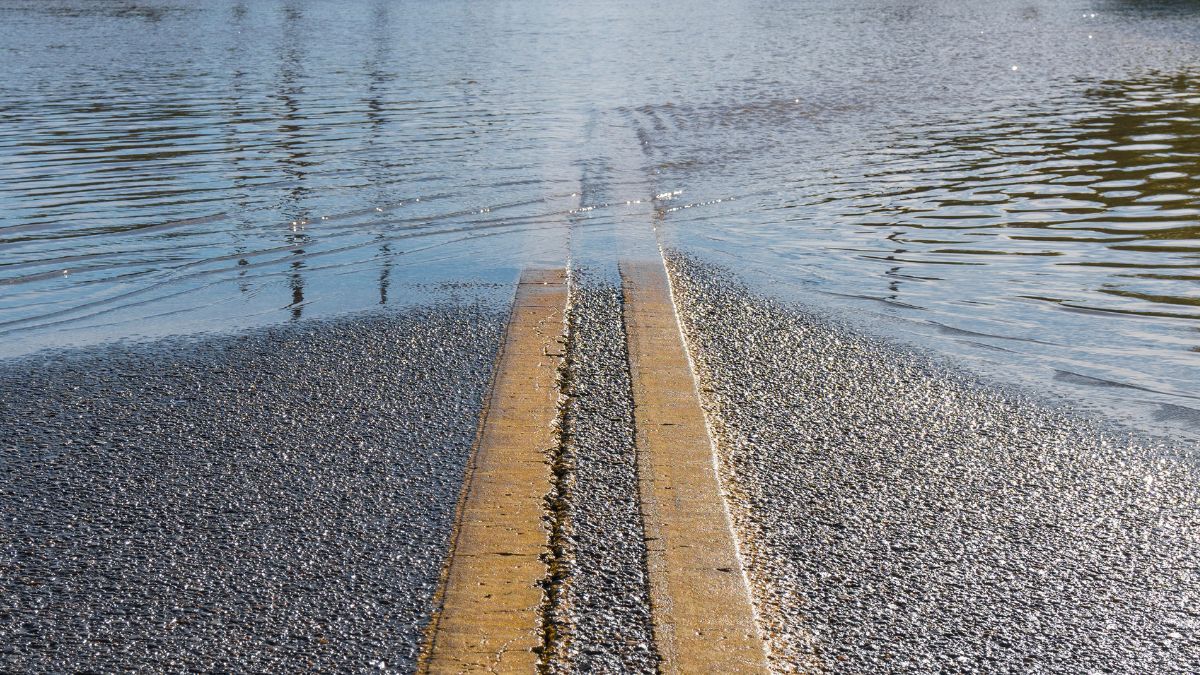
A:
[[1, 0, 1199, 438]]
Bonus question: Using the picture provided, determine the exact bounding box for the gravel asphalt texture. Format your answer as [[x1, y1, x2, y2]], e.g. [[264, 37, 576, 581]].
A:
[[548, 270, 657, 674], [7, 252, 1198, 674], [0, 305, 503, 672], [665, 252, 1200, 674]]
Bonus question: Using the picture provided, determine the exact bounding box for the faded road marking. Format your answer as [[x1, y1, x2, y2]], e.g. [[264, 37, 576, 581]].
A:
[[621, 258, 769, 674], [420, 268, 568, 673]]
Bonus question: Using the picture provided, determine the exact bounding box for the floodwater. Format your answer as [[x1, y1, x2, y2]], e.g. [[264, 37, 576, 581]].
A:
[[1, 0, 1199, 438]]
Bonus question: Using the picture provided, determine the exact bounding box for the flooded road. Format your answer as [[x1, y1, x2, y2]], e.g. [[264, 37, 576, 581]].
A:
[[2, 0, 1199, 438]]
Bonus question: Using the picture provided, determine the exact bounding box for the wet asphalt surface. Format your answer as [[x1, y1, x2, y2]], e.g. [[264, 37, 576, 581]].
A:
[[0, 306, 502, 672], [665, 252, 1200, 674], [5, 254, 1199, 674], [548, 270, 657, 673]]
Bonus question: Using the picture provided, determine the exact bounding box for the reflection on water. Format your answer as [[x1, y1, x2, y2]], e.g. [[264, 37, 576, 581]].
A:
[[647, 69, 1200, 435], [850, 70, 1200, 321], [0, 0, 1199, 438]]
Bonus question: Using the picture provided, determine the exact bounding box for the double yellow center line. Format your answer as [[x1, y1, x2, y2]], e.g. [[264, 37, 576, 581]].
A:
[[421, 260, 768, 673]]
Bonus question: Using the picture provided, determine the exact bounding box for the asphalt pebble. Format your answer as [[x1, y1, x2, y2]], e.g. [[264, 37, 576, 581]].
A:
[[548, 270, 657, 674], [665, 251, 1200, 674], [0, 305, 503, 673]]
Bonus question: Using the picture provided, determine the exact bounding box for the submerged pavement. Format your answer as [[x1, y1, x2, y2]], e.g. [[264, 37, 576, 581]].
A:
[[666, 252, 1200, 674], [0, 306, 503, 672]]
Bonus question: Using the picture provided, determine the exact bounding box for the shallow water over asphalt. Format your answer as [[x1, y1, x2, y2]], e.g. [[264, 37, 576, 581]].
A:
[[2, 0, 1200, 436]]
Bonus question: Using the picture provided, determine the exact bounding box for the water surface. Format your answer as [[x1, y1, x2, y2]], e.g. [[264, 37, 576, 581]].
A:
[[2, 0, 1199, 437]]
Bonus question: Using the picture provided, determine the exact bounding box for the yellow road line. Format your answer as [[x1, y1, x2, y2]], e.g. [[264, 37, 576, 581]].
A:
[[420, 268, 568, 674], [621, 258, 769, 674]]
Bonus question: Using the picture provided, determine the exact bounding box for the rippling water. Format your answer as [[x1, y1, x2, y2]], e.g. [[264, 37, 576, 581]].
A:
[[1, 0, 1198, 437]]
